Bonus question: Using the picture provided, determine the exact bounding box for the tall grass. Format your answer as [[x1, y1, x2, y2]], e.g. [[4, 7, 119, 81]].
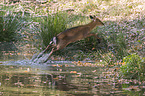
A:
[[0, 11, 24, 42], [0, 0, 144, 82], [0, 0, 144, 63], [105, 23, 128, 59], [39, 12, 68, 47]]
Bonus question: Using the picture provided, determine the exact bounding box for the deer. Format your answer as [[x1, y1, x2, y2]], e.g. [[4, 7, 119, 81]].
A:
[[33, 15, 104, 63]]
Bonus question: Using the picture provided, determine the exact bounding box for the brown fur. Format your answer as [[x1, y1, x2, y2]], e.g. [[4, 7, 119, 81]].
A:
[[38, 15, 104, 62]]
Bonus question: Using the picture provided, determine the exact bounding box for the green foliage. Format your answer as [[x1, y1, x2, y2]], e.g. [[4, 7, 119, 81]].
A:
[[39, 12, 68, 47], [0, 12, 24, 42], [0, 0, 144, 63], [120, 54, 145, 80], [106, 25, 128, 59]]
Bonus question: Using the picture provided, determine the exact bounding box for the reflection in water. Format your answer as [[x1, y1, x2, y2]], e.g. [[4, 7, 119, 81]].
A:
[[0, 41, 144, 96], [0, 60, 144, 96]]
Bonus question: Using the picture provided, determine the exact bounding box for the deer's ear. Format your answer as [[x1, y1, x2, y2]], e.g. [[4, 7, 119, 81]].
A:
[[89, 15, 94, 19]]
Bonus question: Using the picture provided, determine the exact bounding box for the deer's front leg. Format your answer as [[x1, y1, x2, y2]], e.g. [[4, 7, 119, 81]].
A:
[[86, 33, 101, 43], [86, 33, 100, 39]]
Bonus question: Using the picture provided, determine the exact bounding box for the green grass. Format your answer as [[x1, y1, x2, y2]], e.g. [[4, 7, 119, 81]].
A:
[[120, 54, 145, 80], [39, 11, 68, 47], [0, 11, 25, 42], [0, 0, 144, 68]]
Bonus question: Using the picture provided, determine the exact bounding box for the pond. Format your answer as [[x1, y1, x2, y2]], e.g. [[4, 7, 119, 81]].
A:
[[0, 51, 145, 96]]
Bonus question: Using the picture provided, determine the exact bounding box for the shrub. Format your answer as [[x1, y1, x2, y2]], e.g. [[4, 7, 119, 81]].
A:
[[120, 54, 145, 80], [40, 12, 68, 47], [0, 12, 24, 42]]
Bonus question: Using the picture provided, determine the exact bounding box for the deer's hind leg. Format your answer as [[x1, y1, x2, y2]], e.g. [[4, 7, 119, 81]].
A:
[[37, 45, 52, 58], [43, 47, 57, 63]]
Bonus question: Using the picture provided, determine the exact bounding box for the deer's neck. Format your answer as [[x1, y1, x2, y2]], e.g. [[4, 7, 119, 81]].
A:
[[85, 21, 97, 30]]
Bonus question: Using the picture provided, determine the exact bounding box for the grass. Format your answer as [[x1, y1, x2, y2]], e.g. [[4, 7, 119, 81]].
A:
[[120, 53, 145, 80], [0, 11, 24, 42], [39, 11, 68, 47], [0, 0, 145, 80]]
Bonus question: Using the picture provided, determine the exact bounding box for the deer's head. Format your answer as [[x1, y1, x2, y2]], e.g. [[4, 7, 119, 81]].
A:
[[90, 15, 104, 26]]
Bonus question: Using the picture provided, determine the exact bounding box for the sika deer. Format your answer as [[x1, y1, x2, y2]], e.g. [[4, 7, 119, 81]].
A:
[[35, 15, 104, 62]]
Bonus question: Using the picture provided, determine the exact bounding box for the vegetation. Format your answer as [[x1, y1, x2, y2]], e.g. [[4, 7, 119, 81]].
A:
[[0, 11, 25, 42], [0, 0, 144, 81], [120, 54, 145, 80], [39, 12, 68, 47]]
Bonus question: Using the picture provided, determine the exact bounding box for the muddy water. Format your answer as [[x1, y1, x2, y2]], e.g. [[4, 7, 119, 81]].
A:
[[0, 60, 130, 96], [0, 52, 145, 96]]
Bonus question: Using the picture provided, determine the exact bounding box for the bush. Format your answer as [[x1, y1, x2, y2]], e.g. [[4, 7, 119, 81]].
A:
[[40, 12, 68, 47], [120, 54, 145, 80], [0, 12, 24, 42]]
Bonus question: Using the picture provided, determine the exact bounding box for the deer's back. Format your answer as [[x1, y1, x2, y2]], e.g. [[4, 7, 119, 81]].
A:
[[57, 25, 90, 40]]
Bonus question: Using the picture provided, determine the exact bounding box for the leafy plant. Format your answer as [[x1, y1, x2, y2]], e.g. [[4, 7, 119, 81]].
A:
[[120, 53, 145, 80]]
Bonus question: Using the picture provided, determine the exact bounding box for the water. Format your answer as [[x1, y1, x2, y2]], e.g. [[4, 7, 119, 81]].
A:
[[0, 52, 145, 96]]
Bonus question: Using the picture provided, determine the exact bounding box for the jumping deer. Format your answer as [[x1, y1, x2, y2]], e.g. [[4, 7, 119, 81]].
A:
[[34, 15, 104, 62]]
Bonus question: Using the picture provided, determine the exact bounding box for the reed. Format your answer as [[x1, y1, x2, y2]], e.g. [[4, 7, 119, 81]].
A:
[[40, 12, 68, 47]]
